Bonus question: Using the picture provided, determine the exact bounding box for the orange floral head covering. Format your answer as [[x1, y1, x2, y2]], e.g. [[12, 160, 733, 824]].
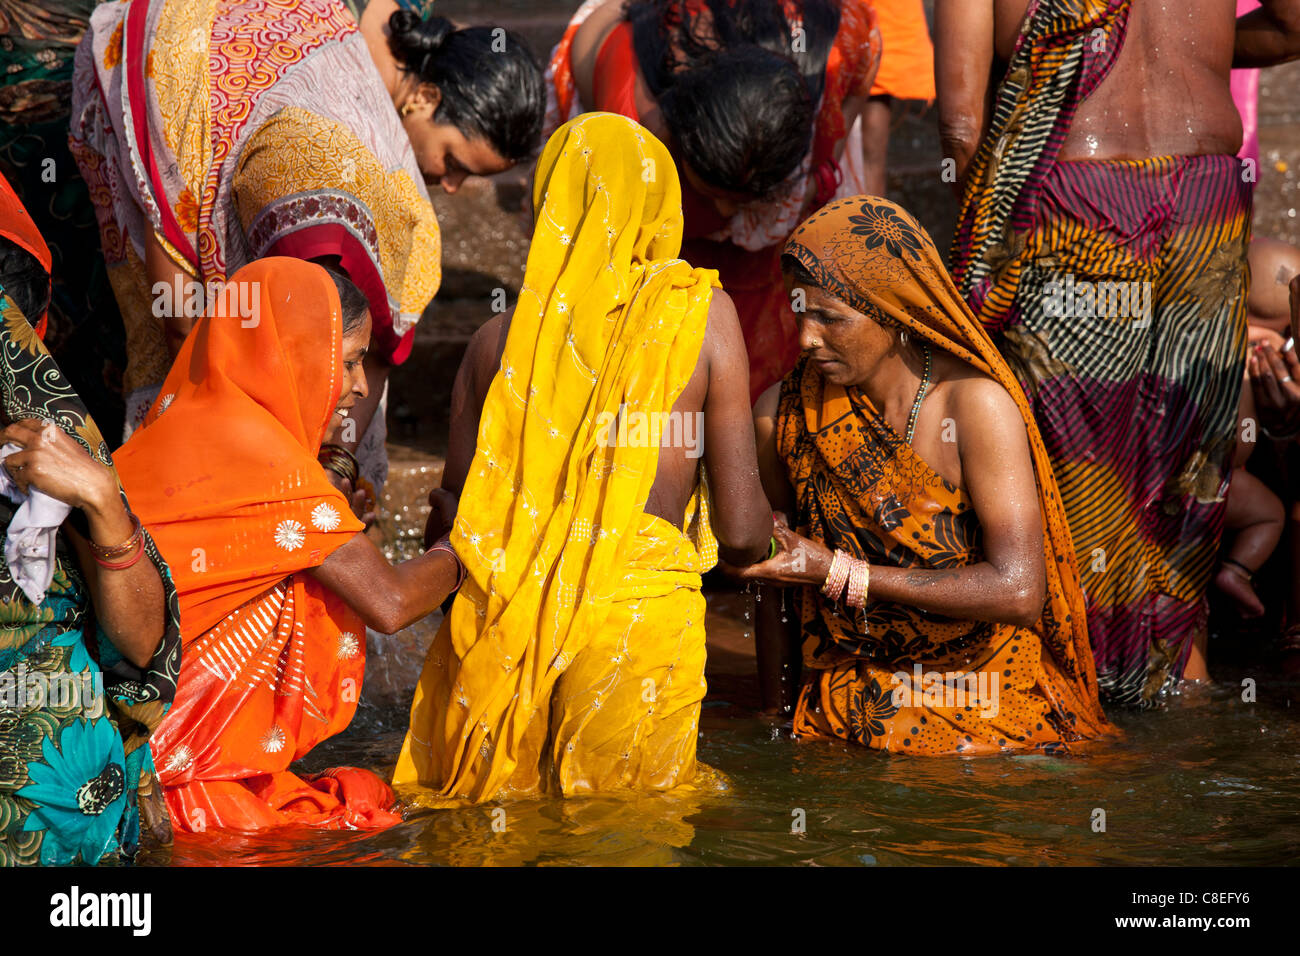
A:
[[0, 172, 53, 339], [783, 195, 1109, 722], [114, 257, 363, 638]]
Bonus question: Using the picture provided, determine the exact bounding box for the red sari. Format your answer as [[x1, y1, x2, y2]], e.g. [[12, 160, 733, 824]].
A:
[[114, 257, 400, 832], [546, 0, 881, 399]]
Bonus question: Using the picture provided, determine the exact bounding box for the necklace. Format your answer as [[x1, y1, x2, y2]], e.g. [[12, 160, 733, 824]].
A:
[[903, 342, 932, 445]]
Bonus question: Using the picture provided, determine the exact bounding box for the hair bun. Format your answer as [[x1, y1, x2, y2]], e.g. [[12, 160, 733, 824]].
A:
[[389, 11, 455, 59]]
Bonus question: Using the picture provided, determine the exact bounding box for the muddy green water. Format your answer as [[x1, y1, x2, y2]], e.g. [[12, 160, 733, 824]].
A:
[[141, 666, 1300, 867]]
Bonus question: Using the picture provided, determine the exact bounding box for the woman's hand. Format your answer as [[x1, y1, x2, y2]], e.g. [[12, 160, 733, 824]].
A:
[[423, 486, 459, 550], [1248, 341, 1300, 438], [728, 514, 834, 587], [1, 419, 118, 514], [323, 467, 377, 528]]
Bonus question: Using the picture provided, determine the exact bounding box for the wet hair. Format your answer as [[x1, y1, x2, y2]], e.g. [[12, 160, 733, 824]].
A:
[[628, 0, 841, 199], [322, 267, 370, 335], [389, 11, 546, 163], [0, 236, 51, 325]]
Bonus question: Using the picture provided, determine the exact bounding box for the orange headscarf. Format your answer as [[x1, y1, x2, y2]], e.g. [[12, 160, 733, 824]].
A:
[[0, 172, 53, 338], [113, 257, 362, 638], [784, 196, 1112, 737]]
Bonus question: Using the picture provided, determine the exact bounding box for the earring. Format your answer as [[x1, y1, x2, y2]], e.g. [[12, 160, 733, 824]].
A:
[[399, 102, 416, 118], [898, 328, 909, 348]]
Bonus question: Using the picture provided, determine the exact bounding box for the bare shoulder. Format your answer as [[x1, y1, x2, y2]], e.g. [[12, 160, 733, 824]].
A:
[[944, 364, 1024, 434], [754, 381, 782, 421]]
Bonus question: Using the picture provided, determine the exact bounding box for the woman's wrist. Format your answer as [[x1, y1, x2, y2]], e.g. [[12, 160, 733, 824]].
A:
[[82, 486, 132, 540]]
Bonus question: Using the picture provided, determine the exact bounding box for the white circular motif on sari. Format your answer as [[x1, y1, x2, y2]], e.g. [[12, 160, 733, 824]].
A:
[[273, 519, 305, 551], [261, 726, 287, 754], [161, 745, 193, 775], [311, 503, 341, 532], [337, 631, 360, 660], [158, 393, 176, 414]]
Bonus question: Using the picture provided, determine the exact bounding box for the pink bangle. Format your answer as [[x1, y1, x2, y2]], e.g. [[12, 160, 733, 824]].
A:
[[845, 558, 871, 609], [428, 536, 467, 591], [822, 549, 851, 601]]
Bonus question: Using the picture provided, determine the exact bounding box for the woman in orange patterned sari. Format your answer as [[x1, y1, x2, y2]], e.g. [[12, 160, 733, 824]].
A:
[[740, 197, 1116, 754], [113, 258, 463, 831]]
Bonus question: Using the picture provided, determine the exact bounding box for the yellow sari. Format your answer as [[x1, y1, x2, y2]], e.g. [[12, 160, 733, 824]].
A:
[[395, 113, 720, 804]]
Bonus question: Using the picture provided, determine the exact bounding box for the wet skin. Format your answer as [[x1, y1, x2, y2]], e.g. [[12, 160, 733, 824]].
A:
[[567, 0, 875, 217], [309, 312, 463, 634], [430, 288, 773, 568], [936, 0, 1300, 183], [739, 282, 1048, 630]]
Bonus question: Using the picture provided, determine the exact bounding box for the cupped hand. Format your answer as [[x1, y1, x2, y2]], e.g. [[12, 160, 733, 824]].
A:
[[1, 419, 117, 513], [1248, 341, 1300, 438], [323, 466, 378, 529], [727, 512, 834, 587]]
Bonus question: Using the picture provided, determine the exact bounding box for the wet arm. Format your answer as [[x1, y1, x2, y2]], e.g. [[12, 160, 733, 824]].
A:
[[702, 291, 773, 565], [1235, 0, 1300, 67], [934, 0, 995, 188], [308, 531, 462, 634], [867, 382, 1046, 626]]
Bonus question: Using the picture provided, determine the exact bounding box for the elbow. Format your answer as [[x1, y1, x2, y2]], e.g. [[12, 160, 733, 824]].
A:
[[938, 117, 981, 166], [361, 598, 407, 637], [1004, 578, 1046, 629], [717, 525, 772, 567]]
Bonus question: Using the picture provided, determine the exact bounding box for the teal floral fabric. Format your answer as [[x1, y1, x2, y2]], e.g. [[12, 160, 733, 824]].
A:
[[0, 290, 181, 866]]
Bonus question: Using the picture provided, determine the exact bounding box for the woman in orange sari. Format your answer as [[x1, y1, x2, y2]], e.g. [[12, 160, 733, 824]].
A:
[[546, 0, 881, 400], [114, 257, 464, 831], [740, 197, 1116, 754]]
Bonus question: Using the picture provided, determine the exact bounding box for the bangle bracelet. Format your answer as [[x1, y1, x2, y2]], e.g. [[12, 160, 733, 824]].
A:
[[767, 536, 778, 561], [428, 536, 467, 591], [88, 512, 143, 560], [845, 558, 870, 609], [92, 535, 145, 570], [822, 549, 851, 601], [1259, 419, 1300, 442], [319, 443, 360, 485]]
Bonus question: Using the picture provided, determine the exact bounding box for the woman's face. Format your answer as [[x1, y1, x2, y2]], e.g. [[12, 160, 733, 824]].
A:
[[331, 312, 373, 432], [788, 279, 897, 387], [401, 85, 513, 194]]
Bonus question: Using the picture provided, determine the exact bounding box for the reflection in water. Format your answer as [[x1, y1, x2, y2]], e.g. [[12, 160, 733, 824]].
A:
[[146, 671, 1300, 867]]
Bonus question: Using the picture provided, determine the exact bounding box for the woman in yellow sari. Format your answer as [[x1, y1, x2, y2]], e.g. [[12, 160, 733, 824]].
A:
[[740, 196, 1117, 755], [395, 112, 773, 803]]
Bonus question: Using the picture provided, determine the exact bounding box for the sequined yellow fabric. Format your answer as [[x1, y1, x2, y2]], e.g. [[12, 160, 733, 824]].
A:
[[395, 113, 720, 803]]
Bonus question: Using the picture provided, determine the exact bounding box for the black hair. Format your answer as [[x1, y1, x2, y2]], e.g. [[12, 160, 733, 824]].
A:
[[322, 266, 370, 335], [782, 253, 819, 290], [628, 0, 841, 199], [389, 11, 546, 164], [0, 236, 51, 325]]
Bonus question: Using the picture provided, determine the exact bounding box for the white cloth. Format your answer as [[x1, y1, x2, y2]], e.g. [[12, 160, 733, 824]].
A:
[[0, 441, 73, 605]]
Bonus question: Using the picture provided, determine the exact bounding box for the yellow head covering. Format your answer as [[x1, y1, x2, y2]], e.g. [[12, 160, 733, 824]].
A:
[[397, 113, 719, 801]]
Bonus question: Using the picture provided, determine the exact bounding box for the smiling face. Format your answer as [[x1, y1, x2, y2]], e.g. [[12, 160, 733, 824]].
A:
[[789, 278, 897, 388], [400, 85, 513, 194], [331, 311, 373, 433]]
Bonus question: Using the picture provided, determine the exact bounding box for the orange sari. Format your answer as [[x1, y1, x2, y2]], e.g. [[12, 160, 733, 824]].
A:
[[779, 197, 1117, 754], [113, 257, 399, 831]]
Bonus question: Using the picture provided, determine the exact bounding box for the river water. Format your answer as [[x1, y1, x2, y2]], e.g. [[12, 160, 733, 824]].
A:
[[142, 604, 1300, 867]]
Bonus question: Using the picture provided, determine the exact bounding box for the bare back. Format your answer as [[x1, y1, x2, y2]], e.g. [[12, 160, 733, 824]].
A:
[[444, 289, 770, 560], [993, 0, 1242, 159]]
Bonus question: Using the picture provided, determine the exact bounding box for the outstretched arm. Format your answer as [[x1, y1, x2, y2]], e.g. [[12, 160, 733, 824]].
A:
[[735, 379, 1047, 628], [308, 531, 462, 634], [934, 0, 996, 189]]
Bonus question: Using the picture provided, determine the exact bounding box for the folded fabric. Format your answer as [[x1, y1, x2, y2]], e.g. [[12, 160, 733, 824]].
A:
[[0, 441, 72, 605]]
